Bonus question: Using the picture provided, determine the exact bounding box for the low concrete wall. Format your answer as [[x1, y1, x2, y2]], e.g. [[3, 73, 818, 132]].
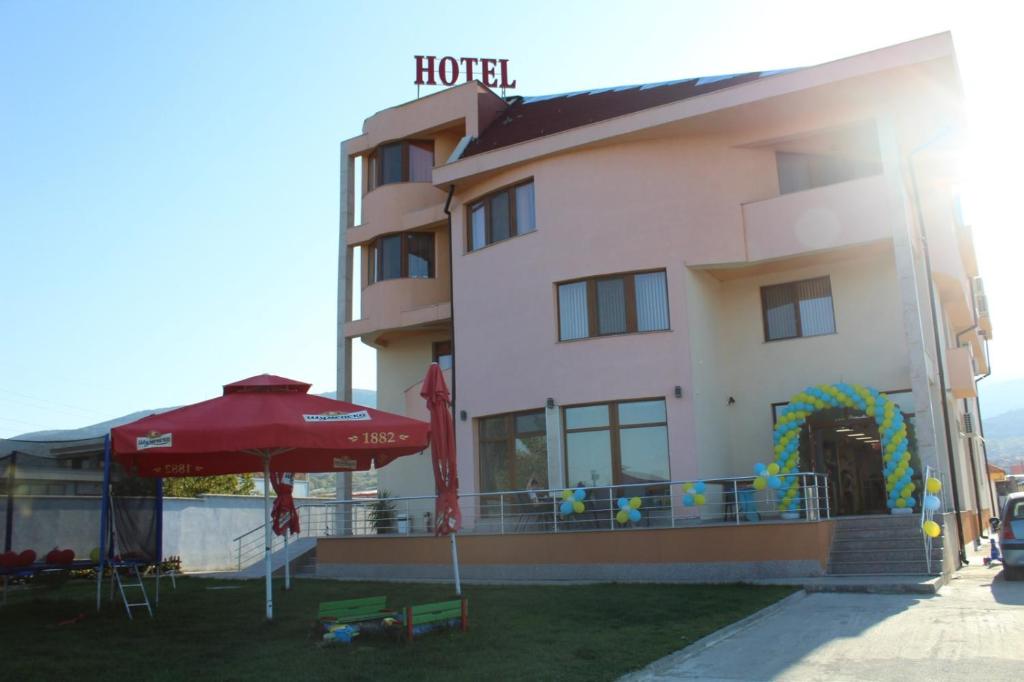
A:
[[2, 494, 323, 572], [316, 520, 835, 583]]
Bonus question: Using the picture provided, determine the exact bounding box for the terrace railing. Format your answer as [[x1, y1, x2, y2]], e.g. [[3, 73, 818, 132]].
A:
[[232, 473, 830, 570]]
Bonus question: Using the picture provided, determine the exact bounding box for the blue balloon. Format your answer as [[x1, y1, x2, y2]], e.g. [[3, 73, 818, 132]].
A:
[[754, 463, 767, 475], [905, 467, 914, 479], [560, 501, 573, 516], [767, 475, 782, 489], [573, 488, 586, 501], [906, 497, 917, 509], [924, 494, 941, 511], [617, 497, 629, 510], [693, 481, 706, 494], [628, 508, 641, 523], [682, 494, 695, 506], [886, 498, 896, 509]]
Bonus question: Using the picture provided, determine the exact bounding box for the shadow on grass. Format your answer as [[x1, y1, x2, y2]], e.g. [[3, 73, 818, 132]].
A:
[[1, 577, 796, 681]]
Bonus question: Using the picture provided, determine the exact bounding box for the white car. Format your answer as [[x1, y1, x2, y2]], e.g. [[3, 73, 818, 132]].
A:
[[998, 492, 1024, 580]]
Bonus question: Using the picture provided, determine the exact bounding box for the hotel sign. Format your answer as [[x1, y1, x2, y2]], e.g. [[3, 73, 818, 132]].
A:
[[415, 56, 516, 89]]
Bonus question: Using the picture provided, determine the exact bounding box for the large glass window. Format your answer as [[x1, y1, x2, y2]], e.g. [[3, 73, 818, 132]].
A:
[[477, 410, 548, 493], [557, 270, 669, 341], [761, 276, 835, 341], [368, 140, 435, 190], [466, 180, 536, 251], [563, 399, 669, 488], [368, 232, 435, 283]]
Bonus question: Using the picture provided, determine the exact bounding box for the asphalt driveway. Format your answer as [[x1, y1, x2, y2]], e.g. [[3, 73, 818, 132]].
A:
[[623, 547, 1024, 681]]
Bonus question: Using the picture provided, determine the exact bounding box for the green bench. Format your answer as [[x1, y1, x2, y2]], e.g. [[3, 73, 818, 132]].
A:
[[403, 597, 468, 640], [318, 596, 395, 626]]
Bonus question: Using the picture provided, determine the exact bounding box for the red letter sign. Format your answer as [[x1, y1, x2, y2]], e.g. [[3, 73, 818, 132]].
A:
[[415, 56, 515, 89]]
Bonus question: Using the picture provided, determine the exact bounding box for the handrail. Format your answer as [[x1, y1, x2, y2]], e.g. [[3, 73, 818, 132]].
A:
[[230, 473, 831, 571]]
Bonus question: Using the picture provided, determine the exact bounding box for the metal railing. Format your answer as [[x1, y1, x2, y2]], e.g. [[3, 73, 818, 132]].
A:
[[231, 473, 830, 570]]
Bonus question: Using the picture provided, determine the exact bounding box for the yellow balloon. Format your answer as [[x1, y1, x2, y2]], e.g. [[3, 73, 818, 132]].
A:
[[616, 510, 629, 524], [926, 478, 942, 494], [629, 496, 642, 509], [572, 500, 585, 514], [922, 520, 941, 538], [767, 463, 780, 476], [561, 489, 573, 500], [753, 476, 767, 491], [694, 494, 706, 506], [896, 498, 906, 508]]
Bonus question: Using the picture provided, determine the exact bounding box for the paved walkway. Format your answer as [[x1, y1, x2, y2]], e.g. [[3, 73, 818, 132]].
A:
[[623, 546, 1024, 681]]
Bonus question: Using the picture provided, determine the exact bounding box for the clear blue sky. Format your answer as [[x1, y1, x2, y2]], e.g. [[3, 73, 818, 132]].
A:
[[1, 1, 1021, 436]]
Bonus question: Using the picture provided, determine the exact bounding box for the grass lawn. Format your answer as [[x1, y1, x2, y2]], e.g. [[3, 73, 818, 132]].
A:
[[1, 575, 794, 681]]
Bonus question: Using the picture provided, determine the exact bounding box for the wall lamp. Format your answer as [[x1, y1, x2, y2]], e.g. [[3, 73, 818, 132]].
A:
[[674, 386, 683, 399], [727, 396, 736, 406], [459, 410, 467, 421], [546, 397, 555, 409]]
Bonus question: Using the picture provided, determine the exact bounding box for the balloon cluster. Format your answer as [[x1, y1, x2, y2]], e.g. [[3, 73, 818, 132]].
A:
[[559, 488, 587, 516], [921, 476, 943, 538], [754, 384, 914, 512], [682, 481, 706, 506], [615, 497, 642, 524]]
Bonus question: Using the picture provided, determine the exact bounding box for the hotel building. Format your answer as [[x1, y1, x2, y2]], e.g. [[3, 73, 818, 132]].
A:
[[331, 33, 994, 574]]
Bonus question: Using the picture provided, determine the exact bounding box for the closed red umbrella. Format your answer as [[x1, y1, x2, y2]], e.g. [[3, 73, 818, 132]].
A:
[[269, 472, 300, 590], [110, 374, 430, 619], [420, 363, 462, 593]]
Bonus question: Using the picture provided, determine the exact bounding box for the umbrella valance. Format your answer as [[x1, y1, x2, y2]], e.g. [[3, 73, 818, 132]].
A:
[[111, 374, 429, 476]]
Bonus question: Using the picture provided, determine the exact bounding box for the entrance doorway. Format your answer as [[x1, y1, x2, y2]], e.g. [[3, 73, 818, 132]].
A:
[[800, 410, 887, 516]]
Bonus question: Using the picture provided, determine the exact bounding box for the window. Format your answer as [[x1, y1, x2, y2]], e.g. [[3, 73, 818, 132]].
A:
[[478, 410, 548, 493], [368, 232, 435, 283], [367, 140, 434, 190], [467, 180, 535, 251], [776, 152, 881, 194], [433, 340, 453, 370], [557, 270, 669, 341], [761, 276, 835, 341], [563, 399, 669, 488]]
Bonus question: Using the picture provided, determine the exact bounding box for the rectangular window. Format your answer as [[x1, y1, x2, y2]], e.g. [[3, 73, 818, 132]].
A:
[[432, 340, 453, 370], [478, 410, 548, 494], [563, 398, 669, 488], [370, 232, 435, 282], [761, 276, 835, 341], [466, 180, 535, 251], [557, 270, 668, 341]]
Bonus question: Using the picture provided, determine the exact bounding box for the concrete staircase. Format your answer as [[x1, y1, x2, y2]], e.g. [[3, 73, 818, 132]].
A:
[[827, 515, 942, 576]]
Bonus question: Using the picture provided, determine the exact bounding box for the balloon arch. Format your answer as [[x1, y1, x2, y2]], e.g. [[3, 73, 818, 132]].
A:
[[753, 383, 914, 513]]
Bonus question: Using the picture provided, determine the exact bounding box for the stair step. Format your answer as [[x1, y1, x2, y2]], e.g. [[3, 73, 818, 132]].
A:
[[830, 549, 942, 562], [831, 524, 929, 536], [828, 560, 935, 575]]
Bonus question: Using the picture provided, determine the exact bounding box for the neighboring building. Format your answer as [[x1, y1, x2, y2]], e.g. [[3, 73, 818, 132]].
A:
[[336, 33, 994, 552]]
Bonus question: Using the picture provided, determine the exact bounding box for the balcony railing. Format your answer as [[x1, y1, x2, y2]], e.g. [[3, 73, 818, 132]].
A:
[[232, 473, 830, 570]]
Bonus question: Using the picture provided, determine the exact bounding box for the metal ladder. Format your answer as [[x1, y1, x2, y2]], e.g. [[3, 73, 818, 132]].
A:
[[113, 563, 153, 619]]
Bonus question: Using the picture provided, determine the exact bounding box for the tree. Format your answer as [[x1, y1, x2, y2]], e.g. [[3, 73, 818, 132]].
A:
[[162, 474, 256, 498]]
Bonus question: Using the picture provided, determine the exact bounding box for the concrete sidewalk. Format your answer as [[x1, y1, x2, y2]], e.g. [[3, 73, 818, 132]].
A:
[[623, 546, 1024, 681]]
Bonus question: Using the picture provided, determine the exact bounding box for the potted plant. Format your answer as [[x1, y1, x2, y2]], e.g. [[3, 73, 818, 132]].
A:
[[369, 489, 397, 534]]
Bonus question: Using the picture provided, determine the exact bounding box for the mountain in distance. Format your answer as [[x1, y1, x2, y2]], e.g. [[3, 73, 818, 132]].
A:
[[979, 377, 1024, 419]]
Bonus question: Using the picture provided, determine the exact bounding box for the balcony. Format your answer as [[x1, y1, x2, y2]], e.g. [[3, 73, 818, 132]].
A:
[[354, 183, 447, 244], [947, 346, 977, 399], [741, 175, 890, 263], [346, 277, 451, 341]]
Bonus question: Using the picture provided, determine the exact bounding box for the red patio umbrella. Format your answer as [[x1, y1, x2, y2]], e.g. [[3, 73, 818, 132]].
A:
[[110, 374, 430, 619], [420, 363, 462, 594]]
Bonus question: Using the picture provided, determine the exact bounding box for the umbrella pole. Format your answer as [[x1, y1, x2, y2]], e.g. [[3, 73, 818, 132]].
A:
[[263, 454, 273, 621], [284, 530, 290, 591], [450, 533, 462, 596]]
